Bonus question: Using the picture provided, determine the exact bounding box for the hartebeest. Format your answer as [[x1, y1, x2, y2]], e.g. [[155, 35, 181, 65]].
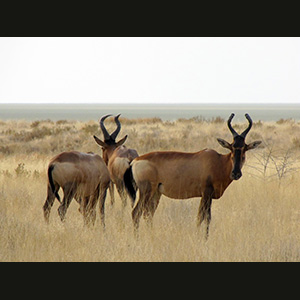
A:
[[43, 151, 110, 226], [124, 113, 261, 237], [93, 114, 139, 207]]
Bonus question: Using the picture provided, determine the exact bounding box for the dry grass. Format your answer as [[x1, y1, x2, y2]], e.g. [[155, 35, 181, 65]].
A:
[[1, 116, 300, 261]]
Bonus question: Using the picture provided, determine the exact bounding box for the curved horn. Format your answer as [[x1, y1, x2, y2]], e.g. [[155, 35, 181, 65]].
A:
[[240, 113, 252, 138], [227, 113, 238, 138], [100, 114, 112, 141], [110, 114, 121, 141]]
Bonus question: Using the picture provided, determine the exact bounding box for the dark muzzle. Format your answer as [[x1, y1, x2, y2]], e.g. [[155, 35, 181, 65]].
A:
[[231, 171, 242, 180]]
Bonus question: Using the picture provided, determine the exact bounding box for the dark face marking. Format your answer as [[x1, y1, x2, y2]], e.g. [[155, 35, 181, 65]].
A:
[[230, 137, 246, 180]]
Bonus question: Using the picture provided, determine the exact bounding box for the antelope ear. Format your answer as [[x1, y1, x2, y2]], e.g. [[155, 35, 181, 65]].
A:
[[217, 138, 232, 150], [93, 135, 107, 148], [245, 140, 262, 151], [116, 135, 128, 147]]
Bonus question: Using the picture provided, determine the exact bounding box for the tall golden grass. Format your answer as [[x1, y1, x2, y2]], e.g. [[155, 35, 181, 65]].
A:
[[1, 116, 300, 261]]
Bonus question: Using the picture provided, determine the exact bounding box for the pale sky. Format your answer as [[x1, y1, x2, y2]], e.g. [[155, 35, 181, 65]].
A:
[[0, 37, 299, 104]]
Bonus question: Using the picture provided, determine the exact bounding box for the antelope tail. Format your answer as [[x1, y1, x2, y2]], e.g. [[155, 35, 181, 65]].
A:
[[48, 165, 61, 203], [123, 165, 137, 207]]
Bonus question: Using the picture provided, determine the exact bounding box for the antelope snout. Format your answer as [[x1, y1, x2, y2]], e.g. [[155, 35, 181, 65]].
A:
[[231, 171, 242, 180]]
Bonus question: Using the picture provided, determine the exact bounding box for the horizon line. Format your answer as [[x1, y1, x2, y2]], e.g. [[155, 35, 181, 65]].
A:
[[0, 102, 300, 105]]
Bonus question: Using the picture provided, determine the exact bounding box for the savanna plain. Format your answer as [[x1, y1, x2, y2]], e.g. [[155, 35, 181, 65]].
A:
[[1, 115, 300, 262]]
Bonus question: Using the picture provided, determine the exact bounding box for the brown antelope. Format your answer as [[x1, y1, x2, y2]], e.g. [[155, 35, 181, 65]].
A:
[[43, 151, 110, 226], [93, 114, 139, 207], [124, 113, 261, 237]]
